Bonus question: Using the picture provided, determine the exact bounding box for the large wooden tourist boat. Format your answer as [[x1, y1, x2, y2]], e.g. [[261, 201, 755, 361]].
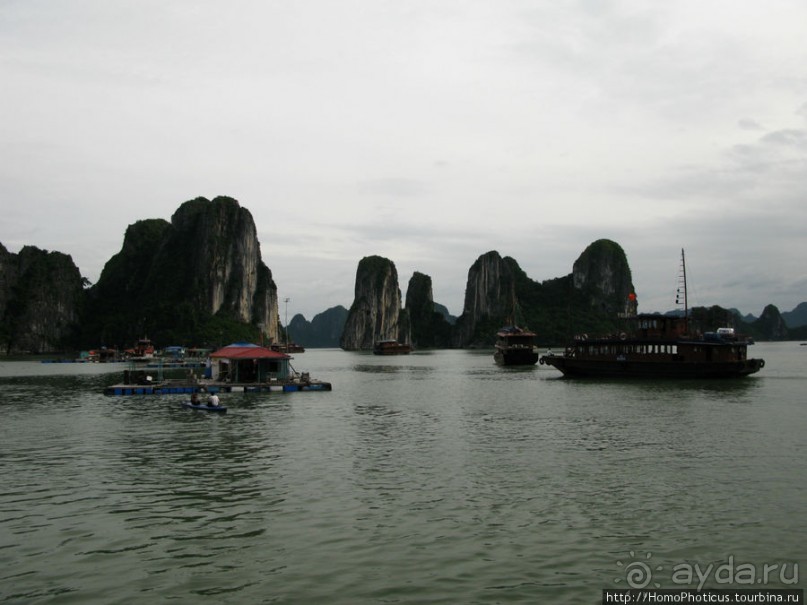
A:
[[494, 326, 540, 366], [539, 316, 764, 378], [539, 250, 765, 379]]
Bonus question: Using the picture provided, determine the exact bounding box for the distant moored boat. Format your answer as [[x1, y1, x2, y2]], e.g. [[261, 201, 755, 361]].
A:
[[494, 326, 539, 366], [373, 340, 412, 355]]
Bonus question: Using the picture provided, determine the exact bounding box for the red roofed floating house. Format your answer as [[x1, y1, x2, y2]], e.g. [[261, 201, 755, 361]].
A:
[[104, 342, 331, 395], [209, 342, 292, 383]]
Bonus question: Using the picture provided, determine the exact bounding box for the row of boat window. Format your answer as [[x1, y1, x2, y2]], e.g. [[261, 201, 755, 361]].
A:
[[579, 344, 678, 356], [638, 320, 660, 329]]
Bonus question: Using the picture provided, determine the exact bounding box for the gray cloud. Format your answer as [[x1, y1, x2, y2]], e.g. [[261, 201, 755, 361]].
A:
[[738, 119, 763, 131], [2, 1, 807, 321]]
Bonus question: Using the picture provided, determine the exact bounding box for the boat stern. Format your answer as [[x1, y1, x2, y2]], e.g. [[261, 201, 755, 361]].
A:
[[538, 353, 566, 373]]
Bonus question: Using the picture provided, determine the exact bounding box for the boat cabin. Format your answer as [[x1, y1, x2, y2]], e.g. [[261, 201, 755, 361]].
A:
[[567, 313, 751, 365], [630, 314, 689, 340], [496, 326, 537, 348]]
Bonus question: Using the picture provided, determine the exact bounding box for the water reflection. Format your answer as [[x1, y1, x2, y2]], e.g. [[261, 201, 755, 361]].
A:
[[352, 363, 435, 378]]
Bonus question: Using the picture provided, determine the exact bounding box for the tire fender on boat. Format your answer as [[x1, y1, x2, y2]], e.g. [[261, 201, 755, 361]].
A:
[[759, 359, 765, 368], [539, 357, 545, 365]]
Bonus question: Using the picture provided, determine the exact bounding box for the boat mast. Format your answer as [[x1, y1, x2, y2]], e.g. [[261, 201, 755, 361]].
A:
[[284, 297, 290, 346], [676, 248, 689, 332]]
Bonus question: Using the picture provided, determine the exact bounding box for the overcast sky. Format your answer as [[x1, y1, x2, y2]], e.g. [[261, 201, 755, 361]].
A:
[[3, 0, 806, 321]]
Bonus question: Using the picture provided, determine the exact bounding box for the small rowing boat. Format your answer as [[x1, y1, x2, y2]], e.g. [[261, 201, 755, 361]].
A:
[[181, 402, 227, 413]]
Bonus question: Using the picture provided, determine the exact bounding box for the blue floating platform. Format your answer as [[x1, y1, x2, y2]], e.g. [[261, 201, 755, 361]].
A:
[[104, 380, 331, 396]]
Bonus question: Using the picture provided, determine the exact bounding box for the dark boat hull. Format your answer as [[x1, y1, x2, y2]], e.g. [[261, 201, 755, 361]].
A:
[[373, 343, 412, 355], [540, 355, 764, 378], [494, 349, 539, 366]]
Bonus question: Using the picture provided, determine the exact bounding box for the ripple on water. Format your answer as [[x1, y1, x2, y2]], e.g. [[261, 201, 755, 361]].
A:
[[1, 349, 805, 604]]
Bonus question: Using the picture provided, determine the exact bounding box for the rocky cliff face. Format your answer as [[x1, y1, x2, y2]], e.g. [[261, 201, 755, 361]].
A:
[[406, 271, 453, 348], [572, 239, 635, 314], [165, 197, 276, 330], [0, 244, 13, 338], [453, 251, 518, 346], [453, 242, 637, 347], [288, 306, 349, 348], [753, 304, 789, 340], [86, 196, 280, 346], [781, 302, 807, 328], [340, 256, 409, 350], [0, 244, 85, 353]]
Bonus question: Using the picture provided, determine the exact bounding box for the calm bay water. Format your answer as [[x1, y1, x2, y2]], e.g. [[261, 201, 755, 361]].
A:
[[1, 343, 804, 604]]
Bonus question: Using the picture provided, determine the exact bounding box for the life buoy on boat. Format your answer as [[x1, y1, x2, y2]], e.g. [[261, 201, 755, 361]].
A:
[[619, 332, 627, 341]]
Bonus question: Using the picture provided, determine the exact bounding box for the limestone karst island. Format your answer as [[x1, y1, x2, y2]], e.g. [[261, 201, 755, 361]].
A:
[[0, 196, 802, 357]]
